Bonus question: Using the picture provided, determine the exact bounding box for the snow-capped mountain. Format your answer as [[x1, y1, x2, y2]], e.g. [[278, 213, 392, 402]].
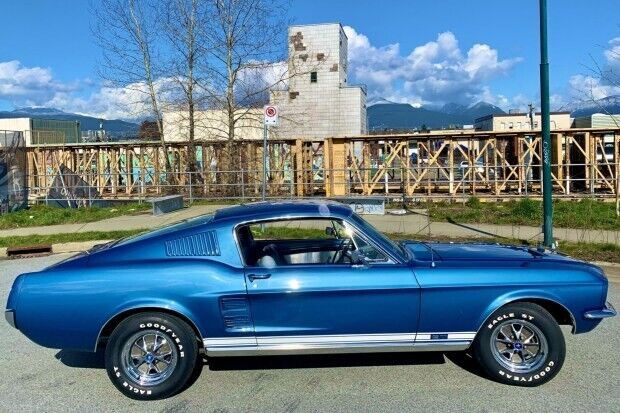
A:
[[0, 107, 139, 133], [570, 95, 620, 117], [368, 99, 506, 131]]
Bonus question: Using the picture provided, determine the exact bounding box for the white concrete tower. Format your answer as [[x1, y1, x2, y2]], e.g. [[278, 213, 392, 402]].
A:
[[270, 23, 367, 139]]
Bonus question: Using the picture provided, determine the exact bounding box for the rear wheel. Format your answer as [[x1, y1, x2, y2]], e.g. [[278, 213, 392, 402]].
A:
[[104, 312, 198, 399], [473, 302, 565, 386]]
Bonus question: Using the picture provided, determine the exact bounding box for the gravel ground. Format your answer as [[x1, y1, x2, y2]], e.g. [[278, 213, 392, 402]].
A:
[[0, 254, 618, 413]]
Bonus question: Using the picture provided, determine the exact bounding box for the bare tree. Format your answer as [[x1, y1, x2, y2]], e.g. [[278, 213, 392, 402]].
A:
[[92, 0, 171, 170], [198, 0, 292, 187], [578, 49, 620, 215], [162, 0, 207, 171]]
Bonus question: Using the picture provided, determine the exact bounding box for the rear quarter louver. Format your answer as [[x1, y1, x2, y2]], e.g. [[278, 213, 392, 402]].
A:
[[165, 230, 220, 256]]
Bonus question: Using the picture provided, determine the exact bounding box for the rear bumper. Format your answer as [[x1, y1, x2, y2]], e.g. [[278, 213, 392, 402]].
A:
[[584, 302, 617, 319], [5, 310, 16, 328]]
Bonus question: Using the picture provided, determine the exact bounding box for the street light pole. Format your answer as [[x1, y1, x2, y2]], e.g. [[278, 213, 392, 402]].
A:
[[539, 0, 554, 247]]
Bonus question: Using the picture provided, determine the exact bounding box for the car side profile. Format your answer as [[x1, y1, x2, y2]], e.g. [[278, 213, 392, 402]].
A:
[[5, 201, 616, 399]]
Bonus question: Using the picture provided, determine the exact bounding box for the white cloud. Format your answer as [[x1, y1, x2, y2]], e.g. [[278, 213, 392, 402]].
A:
[[566, 36, 620, 107], [48, 78, 182, 120], [343, 27, 521, 107], [0, 60, 77, 105], [0, 59, 183, 121], [569, 74, 619, 102], [604, 37, 620, 71]]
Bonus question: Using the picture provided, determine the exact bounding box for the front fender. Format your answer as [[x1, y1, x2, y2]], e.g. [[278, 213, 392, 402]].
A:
[[476, 285, 600, 335]]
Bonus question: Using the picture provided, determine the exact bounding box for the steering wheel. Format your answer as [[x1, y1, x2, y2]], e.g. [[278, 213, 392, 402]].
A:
[[331, 238, 353, 264]]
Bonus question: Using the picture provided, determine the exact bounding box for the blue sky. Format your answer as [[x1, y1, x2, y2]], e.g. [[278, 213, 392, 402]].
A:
[[1, 0, 619, 118]]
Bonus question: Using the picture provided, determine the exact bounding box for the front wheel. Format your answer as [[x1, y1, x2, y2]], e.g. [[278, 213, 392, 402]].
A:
[[473, 302, 566, 386], [104, 312, 198, 399]]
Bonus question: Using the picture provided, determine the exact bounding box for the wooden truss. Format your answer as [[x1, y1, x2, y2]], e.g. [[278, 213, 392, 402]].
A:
[[24, 128, 620, 201]]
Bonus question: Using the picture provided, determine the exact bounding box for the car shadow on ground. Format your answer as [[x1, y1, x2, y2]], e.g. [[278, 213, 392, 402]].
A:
[[55, 349, 105, 369], [206, 351, 446, 370], [54, 349, 487, 384]]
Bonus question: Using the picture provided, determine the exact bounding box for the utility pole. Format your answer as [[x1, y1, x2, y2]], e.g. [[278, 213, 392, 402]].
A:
[[539, 0, 554, 247]]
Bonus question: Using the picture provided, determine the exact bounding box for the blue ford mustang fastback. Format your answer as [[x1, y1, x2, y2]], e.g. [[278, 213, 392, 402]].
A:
[[5, 201, 616, 399]]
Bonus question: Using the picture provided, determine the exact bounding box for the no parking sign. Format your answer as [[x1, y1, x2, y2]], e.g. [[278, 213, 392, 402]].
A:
[[264, 105, 279, 126]]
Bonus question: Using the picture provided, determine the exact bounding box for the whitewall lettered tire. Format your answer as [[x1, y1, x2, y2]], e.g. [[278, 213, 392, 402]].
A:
[[473, 302, 566, 386], [104, 312, 198, 399]]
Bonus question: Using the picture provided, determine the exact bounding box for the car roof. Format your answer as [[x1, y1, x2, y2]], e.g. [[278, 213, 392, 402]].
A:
[[212, 200, 352, 223]]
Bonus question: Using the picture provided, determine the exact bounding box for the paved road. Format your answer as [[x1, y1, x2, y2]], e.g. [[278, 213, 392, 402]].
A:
[[1, 254, 619, 413]]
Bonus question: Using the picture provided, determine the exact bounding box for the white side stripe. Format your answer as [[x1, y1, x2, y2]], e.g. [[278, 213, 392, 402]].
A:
[[203, 332, 476, 348], [258, 333, 415, 345], [204, 337, 256, 347]]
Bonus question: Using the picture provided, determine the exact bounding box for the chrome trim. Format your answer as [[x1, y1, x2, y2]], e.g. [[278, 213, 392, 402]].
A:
[[205, 340, 471, 357], [4, 310, 16, 329], [584, 302, 617, 319], [203, 332, 475, 356], [410, 341, 471, 352]]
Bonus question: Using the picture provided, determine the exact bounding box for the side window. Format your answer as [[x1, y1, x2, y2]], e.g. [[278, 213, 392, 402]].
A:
[[236, 218, 391, 267], [350, 231, 389, 263], [237, 218, 344, 267]]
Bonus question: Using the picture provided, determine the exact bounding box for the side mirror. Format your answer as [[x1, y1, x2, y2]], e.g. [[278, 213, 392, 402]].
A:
[[325, 226, 336, 237], [349, 250, 367, 266]]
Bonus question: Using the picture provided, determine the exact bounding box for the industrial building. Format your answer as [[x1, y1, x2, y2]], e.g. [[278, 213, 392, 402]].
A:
[[163, 109, 264, 142], [573, 113, 620, 128], [474, 112, 572, 131], [162, 22, 367, 142], [0, 118, 80, 146]]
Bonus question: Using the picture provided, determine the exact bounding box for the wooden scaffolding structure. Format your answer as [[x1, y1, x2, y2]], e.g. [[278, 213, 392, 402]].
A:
[[25, 127, 620, 201]]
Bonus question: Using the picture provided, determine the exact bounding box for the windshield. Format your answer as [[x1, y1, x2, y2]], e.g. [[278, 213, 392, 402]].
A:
[[349, 212, 408, 261]]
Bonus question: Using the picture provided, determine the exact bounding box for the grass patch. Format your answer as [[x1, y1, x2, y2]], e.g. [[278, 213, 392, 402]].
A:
[[0, 229, 146, 248], [251, 226, 329, 240], [426, 198, 620, 230], [0, 203, 150, 230], [555, 240, 620, 263]]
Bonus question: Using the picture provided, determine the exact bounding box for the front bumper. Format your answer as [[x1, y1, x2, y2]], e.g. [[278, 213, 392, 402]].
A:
[[4, 310, 16, 328], [584, 302, 617, 319]]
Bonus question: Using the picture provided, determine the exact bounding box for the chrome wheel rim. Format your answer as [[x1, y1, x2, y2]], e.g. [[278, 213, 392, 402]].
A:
[[490, 320, 548, 374], [120, 330, 178, 386]]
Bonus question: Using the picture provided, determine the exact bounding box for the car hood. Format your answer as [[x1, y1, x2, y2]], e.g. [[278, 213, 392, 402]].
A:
[[401, 240, 579, 263]]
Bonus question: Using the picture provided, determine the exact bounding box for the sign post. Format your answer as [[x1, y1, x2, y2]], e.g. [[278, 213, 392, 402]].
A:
[[263, 105, 278, 201], [539, 0, 553, 247]]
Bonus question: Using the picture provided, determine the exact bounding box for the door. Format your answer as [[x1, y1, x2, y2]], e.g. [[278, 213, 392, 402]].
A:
[[241, 218, 420, 350]]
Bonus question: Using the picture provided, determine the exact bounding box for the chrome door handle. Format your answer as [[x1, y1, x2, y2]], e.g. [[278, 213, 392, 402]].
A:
[[247, 273, 271, 282]]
